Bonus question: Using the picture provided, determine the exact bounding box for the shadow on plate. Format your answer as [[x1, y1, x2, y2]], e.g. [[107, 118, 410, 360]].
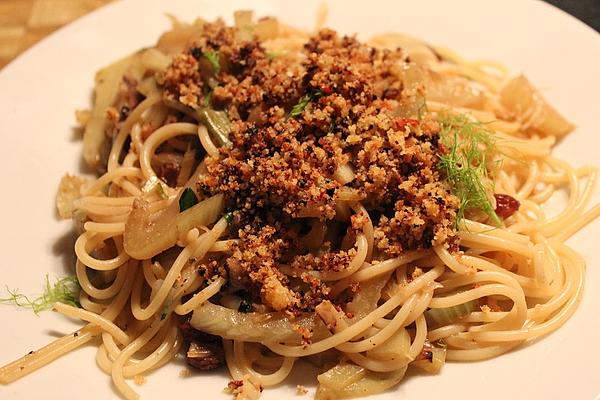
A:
[[52, 226, 79, 276]]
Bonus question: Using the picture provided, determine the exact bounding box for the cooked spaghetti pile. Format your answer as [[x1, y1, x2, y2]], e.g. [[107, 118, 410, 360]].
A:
[[1, 11, 599, 400]]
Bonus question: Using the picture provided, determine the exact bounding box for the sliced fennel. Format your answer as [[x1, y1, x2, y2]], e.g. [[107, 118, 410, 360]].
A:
[[190, 302, 329, 344], [366, 328, 411, 364], [412, 346, 446, 374], [316, 362, 407, 400], [197, 108, 233, 148], [124, 193, 224, 259], [425, 299, 478, 326]]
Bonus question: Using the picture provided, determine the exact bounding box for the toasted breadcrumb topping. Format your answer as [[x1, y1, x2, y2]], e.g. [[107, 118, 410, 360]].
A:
[[162, 21, 458, 312]]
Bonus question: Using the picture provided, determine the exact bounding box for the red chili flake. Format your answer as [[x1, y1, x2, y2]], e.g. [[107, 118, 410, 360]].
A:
[[228, 380, 243, 390], [494, 194, 520, 219], [437, 143, 449, 155], [321, 85, 333, 95], [393, 117, 419, 130]]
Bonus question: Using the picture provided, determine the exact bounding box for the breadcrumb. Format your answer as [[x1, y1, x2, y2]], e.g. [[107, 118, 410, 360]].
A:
[[226, 375, 263, 400], [296, 385, 309, 395], [161, 22, 459, 314]]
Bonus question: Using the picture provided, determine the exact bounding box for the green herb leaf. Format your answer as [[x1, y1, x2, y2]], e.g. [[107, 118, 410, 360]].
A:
[[203, 51, 221, 74], [438, 113, 501, 226], [179, 188, 199, 212], [0, 275, 81, 315], [204, 91, 213, 108], [224, 212, 234, 224], [290, 94, 311, 117], [289, 89, 324, 118]]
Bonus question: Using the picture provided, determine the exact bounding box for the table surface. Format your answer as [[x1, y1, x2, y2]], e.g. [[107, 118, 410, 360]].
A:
[[0, 0, 114, 69], [0, 0, 599, 69]]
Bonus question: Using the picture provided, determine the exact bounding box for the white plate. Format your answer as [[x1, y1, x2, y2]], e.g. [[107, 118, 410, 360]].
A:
[[1, 0, 599, 399]]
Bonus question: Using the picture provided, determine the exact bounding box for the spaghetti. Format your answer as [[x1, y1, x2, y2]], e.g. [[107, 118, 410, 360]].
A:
[[1, 10, 598, 400]]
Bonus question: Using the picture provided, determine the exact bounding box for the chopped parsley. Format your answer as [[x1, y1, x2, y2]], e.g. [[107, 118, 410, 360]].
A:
[[289, 89, 324, 118], [224, 212, 234, 224], [179, 188, 199, 212], [190, 47, 221, 74], [203, 50, 221, 74], [0, 275, 80, 315], [203, 90, 213, 107], [438, 113, 501, 226]]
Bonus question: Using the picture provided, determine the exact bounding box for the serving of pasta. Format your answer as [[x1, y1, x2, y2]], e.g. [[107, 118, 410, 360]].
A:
[[1, 6, 599, 400]]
